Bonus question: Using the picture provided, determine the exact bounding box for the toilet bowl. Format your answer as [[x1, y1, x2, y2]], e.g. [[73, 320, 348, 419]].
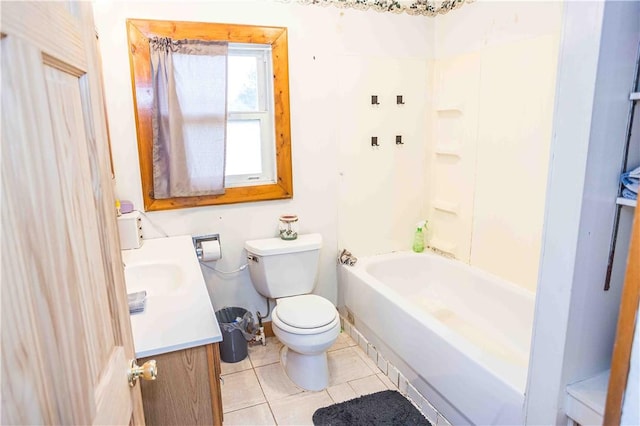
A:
[[244, 234, 339, 391], [270, 294, 340, 391]]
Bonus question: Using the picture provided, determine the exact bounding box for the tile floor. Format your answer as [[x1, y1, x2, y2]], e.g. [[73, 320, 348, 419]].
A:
[[220, 331, 414, 425]]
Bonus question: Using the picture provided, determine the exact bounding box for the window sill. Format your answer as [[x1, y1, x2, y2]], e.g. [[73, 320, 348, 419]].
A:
[[144, 181, 293, 211]]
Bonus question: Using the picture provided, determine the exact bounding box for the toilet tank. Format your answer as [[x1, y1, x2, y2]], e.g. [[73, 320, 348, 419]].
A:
[[245, 234, 322, 299]]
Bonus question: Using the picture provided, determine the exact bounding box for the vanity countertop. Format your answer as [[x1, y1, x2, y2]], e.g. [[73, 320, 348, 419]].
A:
[[122, 235, 222, 358]]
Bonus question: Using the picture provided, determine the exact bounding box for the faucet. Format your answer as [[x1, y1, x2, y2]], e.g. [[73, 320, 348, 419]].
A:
[[338, 249, 358, 266]]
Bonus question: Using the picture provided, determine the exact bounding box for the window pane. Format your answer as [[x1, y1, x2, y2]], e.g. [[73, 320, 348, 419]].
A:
[[174, 53, 226, 116], [183, 123, 223, 189], [226, 120, 262, 175], [228, 56, 258, 112]]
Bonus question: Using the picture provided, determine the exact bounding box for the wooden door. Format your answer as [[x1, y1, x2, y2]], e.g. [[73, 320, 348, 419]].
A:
[[1, 2, 144, 424], [604, 202, 640, 424]]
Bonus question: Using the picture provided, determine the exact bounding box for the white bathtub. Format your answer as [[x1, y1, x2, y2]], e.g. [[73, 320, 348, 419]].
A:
[[340, 251, 535, 425]]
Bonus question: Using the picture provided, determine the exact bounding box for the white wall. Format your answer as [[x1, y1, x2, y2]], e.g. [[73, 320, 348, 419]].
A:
[[428, 1, 562, 290], [329, 9, 434, 259], [526, 1, 640, 424], [336, 56, 431, 257], [93, 0, 432, 318]]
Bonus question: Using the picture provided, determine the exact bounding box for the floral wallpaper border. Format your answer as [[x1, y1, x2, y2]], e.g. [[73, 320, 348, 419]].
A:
[[277, 0, 472, 17]]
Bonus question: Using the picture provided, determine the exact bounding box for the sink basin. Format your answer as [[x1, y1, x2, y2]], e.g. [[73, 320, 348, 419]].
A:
[[120, 235, 222, 358], [125, 263, 183, 296]]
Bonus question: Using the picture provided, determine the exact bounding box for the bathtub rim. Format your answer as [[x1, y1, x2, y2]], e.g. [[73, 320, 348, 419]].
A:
[[357, 250, 536, 301]]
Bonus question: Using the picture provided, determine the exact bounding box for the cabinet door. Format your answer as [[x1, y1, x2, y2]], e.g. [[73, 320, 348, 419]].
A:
[[1, 2, 143, 424], [139, 344, 223, 426]]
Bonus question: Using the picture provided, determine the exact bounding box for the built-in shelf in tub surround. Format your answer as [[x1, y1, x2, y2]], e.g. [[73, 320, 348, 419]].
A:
[[122, 235, 222, 358], [565, 370, 609, 426], [434, 145, 461, 157], [433, 199, 460, 215], [435, 106, 463, 113]]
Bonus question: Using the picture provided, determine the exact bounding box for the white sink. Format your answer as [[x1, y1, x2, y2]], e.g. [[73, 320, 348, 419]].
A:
[[124, 262, 183, 296], [121, 235, 222, 358]]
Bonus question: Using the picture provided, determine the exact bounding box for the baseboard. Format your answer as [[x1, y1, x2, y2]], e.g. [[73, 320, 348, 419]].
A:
[[262, 321, 275, 337]]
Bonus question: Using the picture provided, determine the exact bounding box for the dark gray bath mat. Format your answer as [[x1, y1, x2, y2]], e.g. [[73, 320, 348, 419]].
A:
[[312, 390, 432, 426]]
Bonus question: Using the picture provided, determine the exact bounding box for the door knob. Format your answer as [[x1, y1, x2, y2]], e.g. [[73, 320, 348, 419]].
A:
[[128, 359, 157, 387]]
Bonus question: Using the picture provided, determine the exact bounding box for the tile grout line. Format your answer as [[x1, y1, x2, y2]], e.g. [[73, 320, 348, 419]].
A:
[[251, 346, 279, 425], [221, 329, 444, 425], [222, 338, 281, 424], [341, 315, 450, 426], [222, 400, 269, 415]]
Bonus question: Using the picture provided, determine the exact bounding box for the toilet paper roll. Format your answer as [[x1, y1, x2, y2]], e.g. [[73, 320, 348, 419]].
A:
[[200, 240, 222, 261]]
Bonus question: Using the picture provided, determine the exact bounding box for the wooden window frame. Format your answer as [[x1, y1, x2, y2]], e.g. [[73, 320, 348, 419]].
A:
[[127, 19, 293, 211]]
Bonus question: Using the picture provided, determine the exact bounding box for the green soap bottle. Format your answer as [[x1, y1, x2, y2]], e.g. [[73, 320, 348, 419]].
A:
[[413, 220, 427, 253]]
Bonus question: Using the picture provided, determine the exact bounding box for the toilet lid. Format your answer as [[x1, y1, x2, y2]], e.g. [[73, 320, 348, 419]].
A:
[[276, 295, 337, 329]]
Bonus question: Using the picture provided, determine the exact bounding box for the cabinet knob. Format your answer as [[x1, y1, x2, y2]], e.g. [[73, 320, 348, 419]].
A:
[[128, 359, 157, 387]]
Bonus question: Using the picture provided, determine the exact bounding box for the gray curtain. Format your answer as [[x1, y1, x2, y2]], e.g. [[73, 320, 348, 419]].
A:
[[150, 37, 228, 199]]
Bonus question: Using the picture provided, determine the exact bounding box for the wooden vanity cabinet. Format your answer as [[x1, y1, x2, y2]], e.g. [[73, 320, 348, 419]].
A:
[[139, 343, 223, 425]]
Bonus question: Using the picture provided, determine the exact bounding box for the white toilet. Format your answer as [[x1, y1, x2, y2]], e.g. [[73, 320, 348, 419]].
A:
[[245, 233, 339, 391]]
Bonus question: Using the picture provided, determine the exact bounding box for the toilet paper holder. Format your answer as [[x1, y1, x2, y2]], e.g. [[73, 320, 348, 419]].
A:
[[192, 234, 221, 261]]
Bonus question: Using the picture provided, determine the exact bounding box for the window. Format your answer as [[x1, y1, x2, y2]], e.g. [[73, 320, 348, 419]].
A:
[[127, 19, 293, 211], [226, 44, 276, 188]]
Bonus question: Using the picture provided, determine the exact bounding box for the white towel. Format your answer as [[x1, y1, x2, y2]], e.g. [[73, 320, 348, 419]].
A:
[[621, 165, 640, 195]]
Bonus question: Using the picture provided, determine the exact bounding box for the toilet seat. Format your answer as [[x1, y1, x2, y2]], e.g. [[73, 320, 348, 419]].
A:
[[277, 295, 337, 328], [272, 295, 339, 335]]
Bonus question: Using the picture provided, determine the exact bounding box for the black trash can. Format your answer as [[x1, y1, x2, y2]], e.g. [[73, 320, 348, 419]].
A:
[[215, 307, 249, 363]]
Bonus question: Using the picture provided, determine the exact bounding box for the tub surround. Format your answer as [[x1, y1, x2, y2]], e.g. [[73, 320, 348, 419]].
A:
[[122, 235, 222, 358]]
